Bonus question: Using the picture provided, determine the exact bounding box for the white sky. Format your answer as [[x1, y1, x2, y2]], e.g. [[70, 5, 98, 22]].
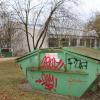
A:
[[39, 0, 100, 22], [78, 0, 100, 21], [2, 0, 100, 22]]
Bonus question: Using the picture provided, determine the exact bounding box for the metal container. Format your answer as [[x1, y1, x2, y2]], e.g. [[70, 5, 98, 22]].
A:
[[16, 47, 100, 97], [0, 48, 12, 57]]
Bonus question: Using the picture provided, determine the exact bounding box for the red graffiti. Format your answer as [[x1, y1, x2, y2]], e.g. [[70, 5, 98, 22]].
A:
[[35, 74, 58, 91], [40, 55, 64, 71]]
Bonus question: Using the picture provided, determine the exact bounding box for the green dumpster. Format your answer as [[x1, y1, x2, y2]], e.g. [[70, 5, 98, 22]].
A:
[[0, 48, 13, 57], [16, 47, 100, 97]]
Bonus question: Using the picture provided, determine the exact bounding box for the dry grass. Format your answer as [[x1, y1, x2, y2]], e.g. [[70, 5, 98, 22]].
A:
[[69, 47, 100, 60], [0, 60, 47, 100]]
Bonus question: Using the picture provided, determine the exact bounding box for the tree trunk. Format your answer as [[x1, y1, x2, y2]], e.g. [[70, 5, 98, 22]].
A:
[[25, 25, 31, 52]]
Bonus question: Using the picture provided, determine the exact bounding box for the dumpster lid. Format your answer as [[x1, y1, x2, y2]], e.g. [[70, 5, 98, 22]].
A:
[[66, 47, 100, 61]]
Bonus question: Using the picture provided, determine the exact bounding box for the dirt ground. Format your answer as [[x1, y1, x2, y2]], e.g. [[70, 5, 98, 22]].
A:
[[0, 58, 100, 100]]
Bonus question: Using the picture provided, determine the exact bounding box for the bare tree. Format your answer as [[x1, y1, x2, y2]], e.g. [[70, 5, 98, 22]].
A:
[[32, 0, 79, 49], [9, 0, 35, 52], [0, 1, 17, 48], [8, 0, 79, 52], [86, 12, 100, 37], [35, 0, 66, 49]]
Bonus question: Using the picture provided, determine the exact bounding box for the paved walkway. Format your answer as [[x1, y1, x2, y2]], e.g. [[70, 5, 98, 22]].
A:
[[0, 57, 18, 62]]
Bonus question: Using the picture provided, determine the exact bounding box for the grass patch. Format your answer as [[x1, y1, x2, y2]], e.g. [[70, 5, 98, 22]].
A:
[[0, 60, 46, 100]]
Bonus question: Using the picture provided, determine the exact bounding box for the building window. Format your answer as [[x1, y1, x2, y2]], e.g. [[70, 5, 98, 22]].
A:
[[48, 38, 58, 47], [97, 39, 100, 47], [71, 38, 77, 46], [80, 39, 84, 46], [91, 39, 95, 47], [61, 38, 69, 47], [86, 39, 90, 47]]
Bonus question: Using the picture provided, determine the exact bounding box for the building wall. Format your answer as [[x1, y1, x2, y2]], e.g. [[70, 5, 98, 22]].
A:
[[11, 23, 100, 56], [12, 27, 48, 56], [48, 34, 100, 48]]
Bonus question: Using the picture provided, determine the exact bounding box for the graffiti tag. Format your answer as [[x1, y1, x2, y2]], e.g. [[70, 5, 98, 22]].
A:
[[35, 74, 58, 91], [40, 54, 64, 71], [68, 58, 87, 69]]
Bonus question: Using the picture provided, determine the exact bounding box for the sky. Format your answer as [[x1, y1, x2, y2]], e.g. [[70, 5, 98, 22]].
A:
[[36, 0, 100, 22], [2, 0, 100, 23], [35, 0, 100, 22], [78, 0, 100, 22]]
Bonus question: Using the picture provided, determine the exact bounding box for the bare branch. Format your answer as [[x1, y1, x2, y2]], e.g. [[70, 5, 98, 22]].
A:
[[35, 0, 65, 48]]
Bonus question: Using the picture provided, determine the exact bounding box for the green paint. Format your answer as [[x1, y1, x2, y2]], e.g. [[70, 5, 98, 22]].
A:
[[0, 48, 12, 57], [16, 47, 100, 97]]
